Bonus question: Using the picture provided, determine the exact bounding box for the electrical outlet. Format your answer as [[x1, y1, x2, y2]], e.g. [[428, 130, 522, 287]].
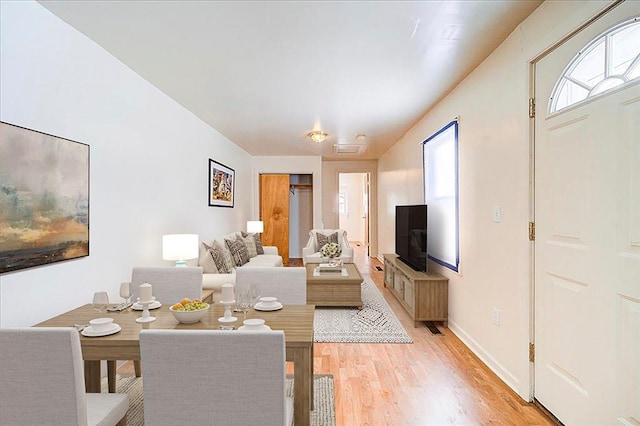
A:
[[492, 308, 501, 326]]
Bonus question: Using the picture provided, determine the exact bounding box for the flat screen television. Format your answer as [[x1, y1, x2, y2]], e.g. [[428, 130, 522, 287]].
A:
[[395, 204, 428, 272]]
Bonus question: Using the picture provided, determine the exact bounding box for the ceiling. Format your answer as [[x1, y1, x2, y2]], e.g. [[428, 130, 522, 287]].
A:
[[38, 1, 542, 160]]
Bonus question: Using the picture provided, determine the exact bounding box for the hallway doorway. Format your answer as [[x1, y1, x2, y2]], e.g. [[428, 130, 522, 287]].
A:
[[338, 172, 370, 257]]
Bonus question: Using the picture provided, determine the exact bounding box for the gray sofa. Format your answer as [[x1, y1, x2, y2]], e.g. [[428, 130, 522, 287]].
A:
[[189, 232, 283, 302]]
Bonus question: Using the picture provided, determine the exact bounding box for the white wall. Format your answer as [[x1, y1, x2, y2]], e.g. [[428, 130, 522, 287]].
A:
[[377, 0, 611, 400], [0, 1, 252, 326]]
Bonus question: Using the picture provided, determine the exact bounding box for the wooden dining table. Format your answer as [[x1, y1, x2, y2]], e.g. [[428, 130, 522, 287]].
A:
[[36, 302, 315, 426]]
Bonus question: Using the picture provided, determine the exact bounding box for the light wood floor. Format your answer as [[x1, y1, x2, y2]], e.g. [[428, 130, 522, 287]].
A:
[[119, 245, 556, 425]]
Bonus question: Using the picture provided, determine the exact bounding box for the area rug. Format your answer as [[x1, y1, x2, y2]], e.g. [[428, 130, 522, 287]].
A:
[[314, 274, 413, 343], [101, 374, 335, 426]]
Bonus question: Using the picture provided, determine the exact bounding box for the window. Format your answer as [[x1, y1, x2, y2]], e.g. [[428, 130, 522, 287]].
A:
[[338, 191, 347, 215], [423, 119, 459, 272], [550, 17, 640, 113]]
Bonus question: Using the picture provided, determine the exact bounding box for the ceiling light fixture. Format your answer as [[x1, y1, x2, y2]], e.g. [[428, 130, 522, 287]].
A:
[[307, 130, 328, 144]]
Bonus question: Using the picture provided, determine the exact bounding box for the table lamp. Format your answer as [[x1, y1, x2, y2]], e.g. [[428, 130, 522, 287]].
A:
[[162, 234, 199, 267], [247, 220, 264, 234]]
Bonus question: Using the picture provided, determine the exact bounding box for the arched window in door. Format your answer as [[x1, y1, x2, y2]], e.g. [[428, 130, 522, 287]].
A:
[[549, 17, 639, 113]]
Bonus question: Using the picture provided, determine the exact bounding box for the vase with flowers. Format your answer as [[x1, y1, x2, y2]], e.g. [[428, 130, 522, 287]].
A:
[[320, 242, 342, 266]]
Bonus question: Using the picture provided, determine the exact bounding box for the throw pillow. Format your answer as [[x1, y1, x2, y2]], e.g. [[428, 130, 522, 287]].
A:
[[253, 233, 264, 255], [316, 232, 338, 251], [239, 231, 258, 258], [213, 240, 235, 273], [199, 242, 219, 274], [210, 244, 232, 273], [225, 236, 250, 267]]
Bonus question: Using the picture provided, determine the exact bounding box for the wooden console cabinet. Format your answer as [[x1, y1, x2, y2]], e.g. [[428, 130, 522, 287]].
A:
[[383, 254, 449, 328]]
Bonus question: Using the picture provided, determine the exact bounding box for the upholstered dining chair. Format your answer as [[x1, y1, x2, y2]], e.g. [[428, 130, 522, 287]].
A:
[[109, 266, 204, 391], [130, 266, 203, 305], [235, 266, 307, 304], [0, 327, 129, 426], [302, 228, 354, 265], [140, 329, 293, 426]]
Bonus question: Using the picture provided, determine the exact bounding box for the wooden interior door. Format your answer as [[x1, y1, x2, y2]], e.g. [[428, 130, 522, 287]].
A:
[[260, 174, 290, 265]]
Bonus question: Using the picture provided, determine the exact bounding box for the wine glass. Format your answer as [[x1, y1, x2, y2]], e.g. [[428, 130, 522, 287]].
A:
[[119, 282, 131, 308], [92, 291, 109, 316], [248, 283, 261, 308], [237, 291, 251, 320]]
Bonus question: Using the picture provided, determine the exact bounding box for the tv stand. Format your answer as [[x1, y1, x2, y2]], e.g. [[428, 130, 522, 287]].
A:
[[383, 253, 448, 328]]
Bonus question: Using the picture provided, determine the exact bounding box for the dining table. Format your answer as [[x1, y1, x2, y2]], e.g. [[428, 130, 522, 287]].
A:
[[36, 302, 316, 426]]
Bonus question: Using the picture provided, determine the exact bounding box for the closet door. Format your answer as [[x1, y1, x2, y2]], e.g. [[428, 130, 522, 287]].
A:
[[260, 174, 290, 265]]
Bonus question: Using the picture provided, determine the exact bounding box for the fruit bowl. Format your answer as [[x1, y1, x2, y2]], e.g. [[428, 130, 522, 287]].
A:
[[169, 302, 210, 324]]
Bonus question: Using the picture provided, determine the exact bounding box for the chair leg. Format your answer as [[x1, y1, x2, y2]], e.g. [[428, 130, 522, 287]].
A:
[[107, 361, 116, 393], [134, 360, 142, 377]]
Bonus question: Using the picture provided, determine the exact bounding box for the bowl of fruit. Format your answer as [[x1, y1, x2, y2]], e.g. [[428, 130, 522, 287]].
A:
[[169, 298, 210, 324]]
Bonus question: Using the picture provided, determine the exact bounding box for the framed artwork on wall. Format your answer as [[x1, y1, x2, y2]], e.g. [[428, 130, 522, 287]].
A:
[[0, 121, 90, 273], [208, 159, 235, 208]]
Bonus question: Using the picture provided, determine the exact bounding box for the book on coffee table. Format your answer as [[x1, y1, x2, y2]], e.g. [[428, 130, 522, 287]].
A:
[[315, 264, 344, 274]]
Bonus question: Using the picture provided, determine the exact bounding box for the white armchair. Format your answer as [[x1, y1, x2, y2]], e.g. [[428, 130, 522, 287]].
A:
[[302, 229, 354, 265]]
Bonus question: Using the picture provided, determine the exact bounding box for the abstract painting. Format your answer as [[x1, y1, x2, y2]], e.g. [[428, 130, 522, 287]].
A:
[[0, 122, 89, 273], [208, 159, 234, 208]]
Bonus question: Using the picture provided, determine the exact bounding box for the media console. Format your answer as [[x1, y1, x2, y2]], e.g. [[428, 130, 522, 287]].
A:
[[383, 253, 449, 328]]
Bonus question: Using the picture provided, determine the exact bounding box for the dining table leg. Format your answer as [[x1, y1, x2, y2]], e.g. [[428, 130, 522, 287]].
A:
[[293, 345, 312, 426], [84, 360, 101, 393]]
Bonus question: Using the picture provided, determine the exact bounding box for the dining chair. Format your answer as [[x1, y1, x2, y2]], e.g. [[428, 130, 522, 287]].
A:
[[130, 266, 203, 305], [109, 266, 204, 391], [0, 327, 129, 426], [235, 266, 307, 304], [140, 329, 293, 426]]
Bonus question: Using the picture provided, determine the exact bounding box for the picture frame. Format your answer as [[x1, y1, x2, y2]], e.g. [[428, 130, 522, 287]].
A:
[[0, 121, 90, 273], [208, 159, 235, 208]]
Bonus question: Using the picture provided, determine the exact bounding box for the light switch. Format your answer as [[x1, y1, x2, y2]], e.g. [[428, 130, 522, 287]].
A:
[[492, 206, 502, 223]]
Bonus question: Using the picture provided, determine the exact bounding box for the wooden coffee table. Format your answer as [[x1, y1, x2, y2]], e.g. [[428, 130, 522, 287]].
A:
[[305, 262, 363, 308]]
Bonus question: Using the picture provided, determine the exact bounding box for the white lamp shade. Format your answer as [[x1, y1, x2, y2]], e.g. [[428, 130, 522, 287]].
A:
[[162, 234, 199, 262], [247, 221, 264, 234]]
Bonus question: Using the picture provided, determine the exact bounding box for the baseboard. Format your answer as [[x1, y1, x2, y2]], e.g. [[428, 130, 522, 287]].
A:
[[448, 319, 527, 401]]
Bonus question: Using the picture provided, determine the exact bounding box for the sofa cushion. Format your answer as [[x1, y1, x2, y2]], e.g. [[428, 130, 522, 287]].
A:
[[316, 232, 338, 250], [212, 240, 235, 273], [199, 242, 219, 274], [225, 236, 250, 267], [244, 254, 283, 268], [239, 232, 258, 258]]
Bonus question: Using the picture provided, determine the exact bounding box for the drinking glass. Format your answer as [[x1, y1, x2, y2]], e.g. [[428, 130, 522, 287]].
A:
[[92, 291, 109, 316], [237, 291, 251, 320], [248, 283, 261, 308], [119, 282, 131, 308]]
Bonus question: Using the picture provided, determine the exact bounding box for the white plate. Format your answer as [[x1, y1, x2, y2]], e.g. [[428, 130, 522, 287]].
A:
[[254, 302, 283, 311], [132, 301, 162, 310], [81, 323, 122, 337], [238, 325, 272, 331]]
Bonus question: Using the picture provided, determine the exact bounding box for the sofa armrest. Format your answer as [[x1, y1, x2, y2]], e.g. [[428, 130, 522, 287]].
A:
[[262, 246, 278, 255]]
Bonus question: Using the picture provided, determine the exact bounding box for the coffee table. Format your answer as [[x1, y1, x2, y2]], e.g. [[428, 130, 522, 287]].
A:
[[305, 262, 363, 308]]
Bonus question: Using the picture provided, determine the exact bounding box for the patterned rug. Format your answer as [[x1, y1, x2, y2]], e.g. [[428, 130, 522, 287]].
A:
[[101, 374, 335, 426], [314, 274, 413, 343]]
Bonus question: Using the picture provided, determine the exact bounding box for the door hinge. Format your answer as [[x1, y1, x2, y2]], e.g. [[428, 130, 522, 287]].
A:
[[529, 222, 535, 241], [529, 98, 535, 118], [529, 343, 535, 362]]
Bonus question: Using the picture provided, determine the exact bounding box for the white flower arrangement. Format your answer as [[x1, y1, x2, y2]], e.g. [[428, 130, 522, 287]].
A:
[[320, 242, 342, 259]]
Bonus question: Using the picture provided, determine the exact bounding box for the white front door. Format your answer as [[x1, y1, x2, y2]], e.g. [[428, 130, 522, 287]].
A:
[[534, 2, 640, 424]]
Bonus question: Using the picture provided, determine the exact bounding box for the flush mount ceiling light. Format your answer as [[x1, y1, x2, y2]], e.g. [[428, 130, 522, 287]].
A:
[[307, 130, 328, 144]]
